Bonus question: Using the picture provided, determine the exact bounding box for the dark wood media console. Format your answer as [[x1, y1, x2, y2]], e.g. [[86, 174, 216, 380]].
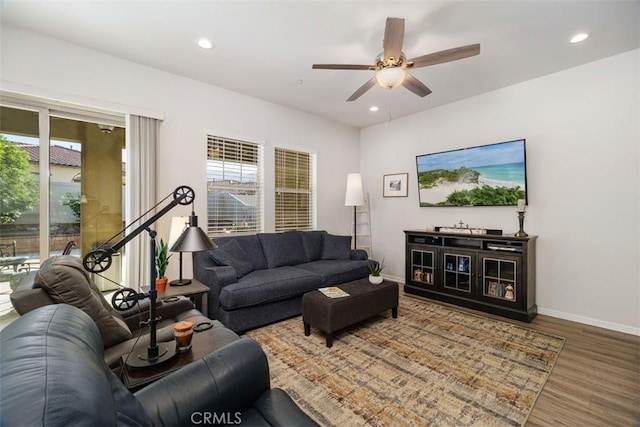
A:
[[404, 230, 537, 322]]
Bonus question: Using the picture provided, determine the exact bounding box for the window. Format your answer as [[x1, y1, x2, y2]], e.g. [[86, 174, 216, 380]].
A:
[[275, 147, 315, 231], [207, 135, 262, 235]]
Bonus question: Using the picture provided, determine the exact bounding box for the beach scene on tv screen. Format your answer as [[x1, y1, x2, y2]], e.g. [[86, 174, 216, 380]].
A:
[[417, 140, 526, 207]]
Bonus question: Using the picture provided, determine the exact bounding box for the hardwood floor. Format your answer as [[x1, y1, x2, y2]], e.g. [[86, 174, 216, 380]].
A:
[[1, 282, 638, 426], [419, 296, 640, 426], [524, 315, 640, 426]]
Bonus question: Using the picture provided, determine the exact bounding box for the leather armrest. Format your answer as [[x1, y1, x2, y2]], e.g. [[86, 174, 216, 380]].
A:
[[253, 389, 319, 426], [10, 284, 54, 315], [135, 337, 270, 426], [156, 296, 196, 319], [119, 296, 195, 331], [117, 297, 155, 318]]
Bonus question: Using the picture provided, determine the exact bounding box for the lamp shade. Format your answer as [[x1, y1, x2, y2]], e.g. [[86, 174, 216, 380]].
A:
[[168, 216, 188, 249], [375, 67, 407, 88], [344, 173, 365, 206], [170, 214, 216, 252]]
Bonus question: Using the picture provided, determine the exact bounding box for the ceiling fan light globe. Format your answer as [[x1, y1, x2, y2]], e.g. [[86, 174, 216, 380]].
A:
[[375, 67, 407, 88]]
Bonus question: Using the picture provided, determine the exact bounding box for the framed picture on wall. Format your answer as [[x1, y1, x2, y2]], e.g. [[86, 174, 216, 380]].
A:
[[383, 173, 409, 197]]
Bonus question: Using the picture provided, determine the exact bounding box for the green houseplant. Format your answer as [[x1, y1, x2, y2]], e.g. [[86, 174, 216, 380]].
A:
[[367, 258, 385, 284], [155, 238, 172, 292]]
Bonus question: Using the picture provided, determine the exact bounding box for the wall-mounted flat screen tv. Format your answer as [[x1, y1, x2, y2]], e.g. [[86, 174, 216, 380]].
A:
[[416, 139, 527, 207]]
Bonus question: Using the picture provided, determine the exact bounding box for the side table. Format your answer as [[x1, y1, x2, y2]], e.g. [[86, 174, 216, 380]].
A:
[[148, 279, 209, 316], [119, 322, 238, 391]]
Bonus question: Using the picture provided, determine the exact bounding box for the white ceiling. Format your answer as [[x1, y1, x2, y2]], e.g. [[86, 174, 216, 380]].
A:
[[1, 1, 638, 129]]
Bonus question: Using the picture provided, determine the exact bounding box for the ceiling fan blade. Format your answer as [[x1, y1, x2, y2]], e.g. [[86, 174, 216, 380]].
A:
[[383, 17, 405, 64], [312, 64, 374, 70], [408, 43, 481, 69], [402, 74, 432, 97], [347, 77, 377, 102]]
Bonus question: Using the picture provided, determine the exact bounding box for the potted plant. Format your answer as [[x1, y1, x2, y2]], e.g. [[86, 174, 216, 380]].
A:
[[367, 258, 385, 284], [155, 238, 172, 292]]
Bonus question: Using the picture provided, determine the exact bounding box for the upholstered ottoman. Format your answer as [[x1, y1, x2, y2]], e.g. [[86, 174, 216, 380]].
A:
[[302, 278, 399, 347]]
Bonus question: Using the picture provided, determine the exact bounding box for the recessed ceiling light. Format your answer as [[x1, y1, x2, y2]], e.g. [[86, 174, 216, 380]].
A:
[[197, 38, 214, 49], [570, 33, 589, 43], [296, 79, 304, 85], [369, 106, 379, 112]]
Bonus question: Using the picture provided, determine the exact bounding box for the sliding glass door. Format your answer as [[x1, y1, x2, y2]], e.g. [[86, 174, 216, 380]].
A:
[[0, 101, 126, 290], [0, 105, 42, 277]]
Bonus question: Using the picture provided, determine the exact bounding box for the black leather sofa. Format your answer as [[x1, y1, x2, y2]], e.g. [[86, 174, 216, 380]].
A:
[[0, 304, 319, 426], [9, 255, 239, 370]]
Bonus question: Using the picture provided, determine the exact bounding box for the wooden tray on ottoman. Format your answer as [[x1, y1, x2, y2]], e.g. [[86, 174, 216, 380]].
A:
[[302, 278, 399, 347]]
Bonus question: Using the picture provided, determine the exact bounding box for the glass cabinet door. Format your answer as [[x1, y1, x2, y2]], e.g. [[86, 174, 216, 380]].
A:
[[481, 255, 519, 303], [409, 247, 436, 287], [443, 251, 473, 293]]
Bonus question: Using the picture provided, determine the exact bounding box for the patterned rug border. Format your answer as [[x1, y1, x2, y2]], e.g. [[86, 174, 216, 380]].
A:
[[402, 291, 567, 347], [400, 293, 566, 426], [246, 292, 565, 426]]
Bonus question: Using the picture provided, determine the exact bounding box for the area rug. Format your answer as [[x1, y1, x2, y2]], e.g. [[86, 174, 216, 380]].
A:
[[245, 293, 564, 426]]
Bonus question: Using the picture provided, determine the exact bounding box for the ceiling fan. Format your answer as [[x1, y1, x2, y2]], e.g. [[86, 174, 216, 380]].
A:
[[312, 17, 480, 102]]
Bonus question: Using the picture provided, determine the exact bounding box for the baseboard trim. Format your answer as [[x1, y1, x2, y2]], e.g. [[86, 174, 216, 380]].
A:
[[388, 276, 640, 337], [537, 307, 640, 337]]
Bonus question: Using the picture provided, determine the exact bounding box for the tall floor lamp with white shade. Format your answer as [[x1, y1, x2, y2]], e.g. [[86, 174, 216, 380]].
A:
[[344, 173, 365, 250]]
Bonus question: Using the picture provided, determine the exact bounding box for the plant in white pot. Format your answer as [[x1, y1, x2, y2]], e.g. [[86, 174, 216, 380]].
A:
[[367, 258, 385, 284]]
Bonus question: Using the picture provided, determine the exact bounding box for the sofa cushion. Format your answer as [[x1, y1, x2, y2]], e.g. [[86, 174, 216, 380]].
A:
[[301, 230, 328, 262], [209, 240, 255, 278], [213, 234, 268, 271], [219, 267, 321, 310], [258, 231, 307, 268], [296, 259, 371, 286], [321, 234, 352, 260], [33, 255, 132, 347]]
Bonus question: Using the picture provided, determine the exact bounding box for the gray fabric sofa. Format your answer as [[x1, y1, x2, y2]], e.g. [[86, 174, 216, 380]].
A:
[[193, 230, 372, 332]]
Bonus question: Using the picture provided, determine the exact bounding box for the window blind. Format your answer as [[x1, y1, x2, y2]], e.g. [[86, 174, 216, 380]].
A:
[[275, 147, 316, 231], [207, 135, 262, 235]]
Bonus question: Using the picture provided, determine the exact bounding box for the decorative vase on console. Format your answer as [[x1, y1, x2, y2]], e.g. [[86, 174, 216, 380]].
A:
[[367, 258, 385, 285], [155, 238, 172, 293]]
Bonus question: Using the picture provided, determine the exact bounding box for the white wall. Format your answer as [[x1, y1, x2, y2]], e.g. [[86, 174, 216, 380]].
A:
[[361, 50, 640, 334], [0, 25, 360, 279], [2, 25, 638, 334]]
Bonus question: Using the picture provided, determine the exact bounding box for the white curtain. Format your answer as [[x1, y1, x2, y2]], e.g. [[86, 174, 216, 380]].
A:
[[125, 115, 160, 290]]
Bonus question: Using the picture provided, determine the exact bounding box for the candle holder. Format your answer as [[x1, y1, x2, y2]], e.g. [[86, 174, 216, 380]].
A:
[[515, 211, 528, 237], [174, 321, 194, 352]]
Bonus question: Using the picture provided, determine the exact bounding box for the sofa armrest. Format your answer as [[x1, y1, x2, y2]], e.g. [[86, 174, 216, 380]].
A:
[[9, 273, 55, 315], [252, 388, 319, 426], [193, 251, 238, 319], [119, 296, 196, 331], [10, 287, 54, 315], [350, 249, 369, 260], [135, 337, 270, 426]]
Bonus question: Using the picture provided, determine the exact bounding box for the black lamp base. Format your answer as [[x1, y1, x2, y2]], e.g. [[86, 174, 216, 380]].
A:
[[169, 278, 192, 286], [125, 342, 178, 369]]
